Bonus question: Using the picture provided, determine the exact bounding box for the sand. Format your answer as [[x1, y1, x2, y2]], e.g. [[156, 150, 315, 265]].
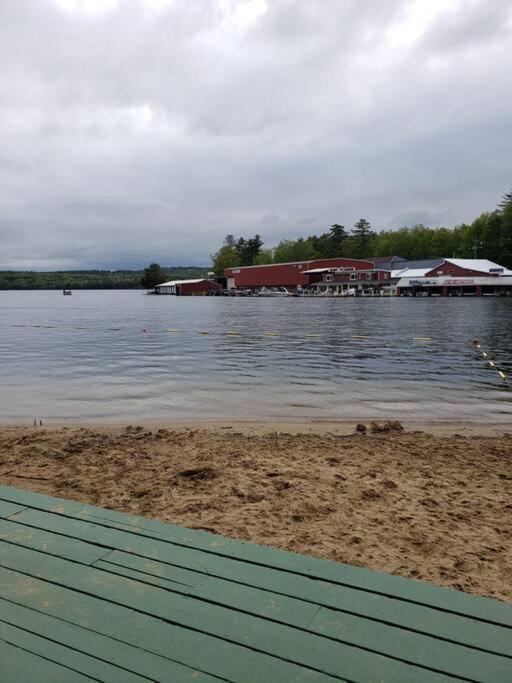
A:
[[0, 420, 511, 601]]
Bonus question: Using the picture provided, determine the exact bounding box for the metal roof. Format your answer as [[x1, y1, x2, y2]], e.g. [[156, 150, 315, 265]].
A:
[[301, 268, 331, 274], [444, 259, 512, 275], [391, 267, 432, 278], [156, 279, 210, 287]]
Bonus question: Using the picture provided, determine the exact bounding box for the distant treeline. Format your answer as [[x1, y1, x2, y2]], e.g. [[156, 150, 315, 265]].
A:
[[0, 267, 208, 290], [212, 190, 512, 273]]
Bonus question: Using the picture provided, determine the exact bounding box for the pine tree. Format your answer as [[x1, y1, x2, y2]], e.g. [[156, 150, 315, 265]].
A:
[[498, 188, 512, 209], [140, 263, 167, 289], [351, 218, 375, 257]]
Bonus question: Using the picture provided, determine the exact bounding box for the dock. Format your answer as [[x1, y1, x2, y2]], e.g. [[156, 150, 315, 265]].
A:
[[0, 484, 510, 682]]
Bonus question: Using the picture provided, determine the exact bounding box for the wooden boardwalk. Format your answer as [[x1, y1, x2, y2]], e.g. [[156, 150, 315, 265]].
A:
[[0, 485, 510, 682]]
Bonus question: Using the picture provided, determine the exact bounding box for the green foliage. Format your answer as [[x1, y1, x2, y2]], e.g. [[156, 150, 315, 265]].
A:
[[351, 218, 376, 258], [0, 267, 208, 290], [140, 262, 167, 289], [212, 233, 263, 274]]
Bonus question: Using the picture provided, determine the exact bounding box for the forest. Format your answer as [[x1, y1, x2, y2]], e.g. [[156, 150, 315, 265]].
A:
[[0, 267, 207, 290], [212, 190, 512, 274]]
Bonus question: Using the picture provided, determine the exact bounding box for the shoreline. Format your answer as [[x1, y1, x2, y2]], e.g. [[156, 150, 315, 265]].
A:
[[0, 418, 511, 436], [1, 420, 511, 601]]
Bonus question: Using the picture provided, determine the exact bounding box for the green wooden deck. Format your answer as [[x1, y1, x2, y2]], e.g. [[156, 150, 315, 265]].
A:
[[0, 485, 510, 682]]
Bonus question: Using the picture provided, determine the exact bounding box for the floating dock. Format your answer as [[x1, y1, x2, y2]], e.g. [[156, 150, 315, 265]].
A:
[[0, 484, 510, 681]]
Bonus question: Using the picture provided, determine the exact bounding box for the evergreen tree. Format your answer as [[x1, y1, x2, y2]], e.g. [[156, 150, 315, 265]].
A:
[[140, 262, 167, 289], [327, 224, 348, 257], [351, 218, 375, 257], [498, 188, 512, 209]]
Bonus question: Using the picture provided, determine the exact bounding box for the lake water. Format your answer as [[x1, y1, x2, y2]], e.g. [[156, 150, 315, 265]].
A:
[[0, 290, 511, 424]]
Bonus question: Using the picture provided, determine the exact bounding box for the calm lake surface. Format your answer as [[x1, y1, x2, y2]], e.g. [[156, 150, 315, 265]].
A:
[[1, 290, 511, 424]]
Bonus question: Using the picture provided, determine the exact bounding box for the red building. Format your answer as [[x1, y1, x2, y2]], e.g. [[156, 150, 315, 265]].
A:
[[155, 279, 222, 296], [225, 258, 376, 290]]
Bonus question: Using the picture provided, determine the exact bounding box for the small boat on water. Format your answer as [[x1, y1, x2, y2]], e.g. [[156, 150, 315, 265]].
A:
[[255, 287, 292, 297], [62, 289, 72, 295]]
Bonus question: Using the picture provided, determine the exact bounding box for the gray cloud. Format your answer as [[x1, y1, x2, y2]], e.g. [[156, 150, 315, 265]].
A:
[[0, 0, 511, 269]]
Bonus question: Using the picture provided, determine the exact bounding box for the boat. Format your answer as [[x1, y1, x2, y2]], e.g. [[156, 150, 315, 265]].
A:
[[255, 287, 292, 297]]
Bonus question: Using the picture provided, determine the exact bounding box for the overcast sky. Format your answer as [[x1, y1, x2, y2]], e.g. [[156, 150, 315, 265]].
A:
[[1, 0, 511, 269]]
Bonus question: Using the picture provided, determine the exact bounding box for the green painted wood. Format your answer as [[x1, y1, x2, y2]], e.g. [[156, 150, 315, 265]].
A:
[[1, 484, 510, 628], [0, 598, 222, 683], [0, 516, 319, 629], [0, 518, 109, 566], [0, 542, 456, 682], [0, 619, 147, 683], [0, 638, 93, 683], [96, 556, 512, 683], [9, 507, 512, 658], [0, 566, 337, 683], [6, 512, 503, 681], [0, 500, 25, 518]]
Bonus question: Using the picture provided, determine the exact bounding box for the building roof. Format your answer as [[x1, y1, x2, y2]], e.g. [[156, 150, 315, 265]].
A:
[[156, 279, 213, 287], [391, 267, 432, 278], [370, 256, 406, 263], [226, 257, 374, 271], [443, 259, 512, 275]]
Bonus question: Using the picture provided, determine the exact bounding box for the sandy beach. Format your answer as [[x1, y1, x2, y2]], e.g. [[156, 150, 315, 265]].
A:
[[0, 420, 511, 601]]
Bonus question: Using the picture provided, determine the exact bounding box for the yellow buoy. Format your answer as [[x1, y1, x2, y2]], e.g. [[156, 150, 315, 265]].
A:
[[352, 335, 369, 339], [499, 371, 507, 380]]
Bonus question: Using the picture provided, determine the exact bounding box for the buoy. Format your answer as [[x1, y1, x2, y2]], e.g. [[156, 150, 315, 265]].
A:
[[413, 337, 432, 341], [482, 351, 488, 359], [352, 335, 369, 339], [226, 331, 241, 336], [488, 361, 495, 368], [499, 371, 507, 380]]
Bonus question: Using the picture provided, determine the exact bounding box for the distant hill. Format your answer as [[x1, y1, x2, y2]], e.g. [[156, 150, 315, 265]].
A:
[[0, 267, 209, 290]]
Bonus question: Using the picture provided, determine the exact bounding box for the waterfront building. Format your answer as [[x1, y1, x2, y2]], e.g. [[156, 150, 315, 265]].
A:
[[155, 279, 223, 295], [224, 257, 512, 296]]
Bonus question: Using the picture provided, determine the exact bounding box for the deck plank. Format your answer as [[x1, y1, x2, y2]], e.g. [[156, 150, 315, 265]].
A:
[[0, 485, 511, 683], [0, 541, 456, 682], [0, 619, 148, 683], [95, 556, 512, 683], [0, 484, 509, 627], [2, 511, 507, 680], [0, 638, 93, 683], [0, 566, 337, 683], [0, 500, 25, 518], [6, 506, 512, 658], [0, 598, 221, 682]]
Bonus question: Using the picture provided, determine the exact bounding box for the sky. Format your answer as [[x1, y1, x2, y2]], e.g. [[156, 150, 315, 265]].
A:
[[1, 0, 511, 269]]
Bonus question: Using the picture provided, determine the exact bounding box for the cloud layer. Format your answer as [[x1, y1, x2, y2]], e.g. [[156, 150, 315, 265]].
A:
[[1, 0, 511, 268]]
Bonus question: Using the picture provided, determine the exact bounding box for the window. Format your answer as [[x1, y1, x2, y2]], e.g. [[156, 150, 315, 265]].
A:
[[350, 273, 357, 280], [325, 274, 333, 282], [437, 270, 443, 275], [298, 264, 303, 269], [366, 273, 372, 280]]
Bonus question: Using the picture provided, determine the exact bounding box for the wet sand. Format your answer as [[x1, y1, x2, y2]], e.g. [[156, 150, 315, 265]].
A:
[[0, 420, 511, 601]]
